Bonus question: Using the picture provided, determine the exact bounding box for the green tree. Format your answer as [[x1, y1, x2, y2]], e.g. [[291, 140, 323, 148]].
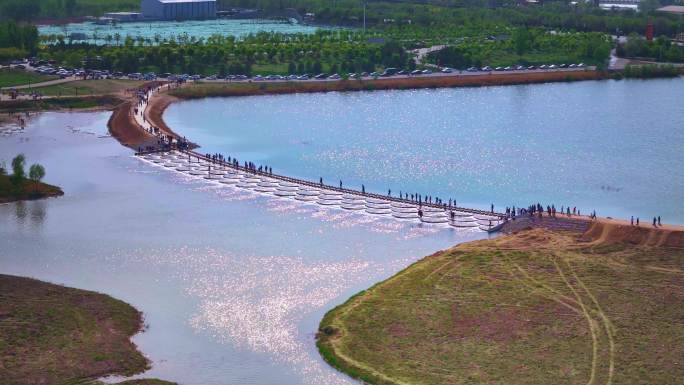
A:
[[512, 28, 531, 55], [29, 163, 45, 182], [10, 154, 25, 185]]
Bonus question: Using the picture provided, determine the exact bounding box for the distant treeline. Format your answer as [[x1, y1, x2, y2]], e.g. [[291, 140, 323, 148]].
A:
[[0, 0, 138, 21], [39, 31, 415, 75], [0, 21, 39, 63], [428, 28, 611, 68], [219, 0, 684, 36], [617, 33, 684, 62], [2, 0, 684, 39]]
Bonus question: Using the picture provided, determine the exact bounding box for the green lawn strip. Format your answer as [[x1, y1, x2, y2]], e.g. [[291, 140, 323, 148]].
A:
[[0, 95, 125, 112], [31, 79, 144, 96], [317, 231, 684, 385], [0, 69, 57, 88]]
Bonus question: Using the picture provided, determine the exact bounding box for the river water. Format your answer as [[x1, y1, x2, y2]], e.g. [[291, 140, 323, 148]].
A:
[[38, 19, 325, 44], [1, 78, 683, 385], [0, 112, 482, 385], [165, 77, 684, 223]]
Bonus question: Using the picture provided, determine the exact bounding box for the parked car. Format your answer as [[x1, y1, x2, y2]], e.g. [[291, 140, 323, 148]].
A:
[[467, 67, 479, 72], [328, 73, 340, 79], [441, 67, 453, 73], [380, 67, 398, 76], [481, 66, 493, 71], [422, 69, 432, 74], [410, 69, 423, 75], [314, 73, 328, 79]]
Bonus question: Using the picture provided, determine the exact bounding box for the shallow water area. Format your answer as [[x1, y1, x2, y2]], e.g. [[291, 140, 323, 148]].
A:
[[0, 112, 482, 384], [164, 78, 684, 224], [38, 19, 326, 45]]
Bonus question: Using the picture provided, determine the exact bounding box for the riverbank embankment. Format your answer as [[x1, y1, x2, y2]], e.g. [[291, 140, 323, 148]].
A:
[[169, 70, 606, 100], [0, 274, 177, 385], [317, 223, 684, 385]]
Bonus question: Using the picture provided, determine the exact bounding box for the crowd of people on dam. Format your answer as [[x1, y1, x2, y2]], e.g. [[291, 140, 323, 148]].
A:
[[503, 203, 597, 221]]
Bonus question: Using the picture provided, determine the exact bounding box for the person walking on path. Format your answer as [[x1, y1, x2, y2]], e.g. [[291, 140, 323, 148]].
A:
[[653, 217, 657, 227], [636, 217, 640, 226], [658, 216, 661, 226], [490, 203, 494, 213], [631, 216, 634, 226]]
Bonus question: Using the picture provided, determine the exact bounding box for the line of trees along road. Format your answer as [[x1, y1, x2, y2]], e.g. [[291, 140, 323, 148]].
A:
[[617, 33, 684, 63], [428, 29, 611, 69], [40, 31, 416, 75], [0, 21, 39, 63], [2, 0, 684, 38]]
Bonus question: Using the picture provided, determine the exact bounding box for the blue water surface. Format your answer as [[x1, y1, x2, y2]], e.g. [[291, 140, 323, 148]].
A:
[[165, 78, 684, 223]]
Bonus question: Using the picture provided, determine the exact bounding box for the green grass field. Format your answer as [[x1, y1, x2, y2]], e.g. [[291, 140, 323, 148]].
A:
[[0, 95, 125, 112], [0, 69, 57, 88], [31, 79, 143, 96], [317, 229, 684, 385]]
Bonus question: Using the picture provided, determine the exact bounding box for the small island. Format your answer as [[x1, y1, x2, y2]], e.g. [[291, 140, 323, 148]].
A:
[[0, 274, 176, 385], [0, 154, 63, 203]]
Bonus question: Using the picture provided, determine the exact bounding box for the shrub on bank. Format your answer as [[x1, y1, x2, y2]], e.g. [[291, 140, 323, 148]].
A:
[[623, 64, 680, 79]]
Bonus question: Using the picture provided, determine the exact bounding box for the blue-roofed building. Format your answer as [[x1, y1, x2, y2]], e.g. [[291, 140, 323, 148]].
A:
[[141, 0, 217, 20]]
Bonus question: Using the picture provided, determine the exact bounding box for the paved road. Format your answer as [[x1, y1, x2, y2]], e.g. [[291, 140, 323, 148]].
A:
[[411, 45, 447, 66], [609, 49, 630, 70]]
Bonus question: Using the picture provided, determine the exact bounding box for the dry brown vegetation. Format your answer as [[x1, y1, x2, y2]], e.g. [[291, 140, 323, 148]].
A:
[[0, 275, 175, 385]]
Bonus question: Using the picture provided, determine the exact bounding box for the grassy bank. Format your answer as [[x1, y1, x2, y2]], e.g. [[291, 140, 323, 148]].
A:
[[0, 274, 176, 385], [169, 71, 605, 100], [31, 79, 143, 97], [0, 69, 57, 88], [0, 95, 124, 112], [317, 227, 684, 385], [0, 174, 64, 203]]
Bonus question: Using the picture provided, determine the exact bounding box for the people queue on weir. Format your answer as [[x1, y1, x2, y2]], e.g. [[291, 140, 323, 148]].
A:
[[631, 216, 663, 227], [133, 83, 670, 228]]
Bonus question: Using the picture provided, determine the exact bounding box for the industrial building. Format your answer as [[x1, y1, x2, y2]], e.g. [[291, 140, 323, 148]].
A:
[[141, 0, 217, 20]]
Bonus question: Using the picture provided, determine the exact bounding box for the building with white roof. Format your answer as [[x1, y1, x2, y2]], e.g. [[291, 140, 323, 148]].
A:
[[141, 0, 217, 20]]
